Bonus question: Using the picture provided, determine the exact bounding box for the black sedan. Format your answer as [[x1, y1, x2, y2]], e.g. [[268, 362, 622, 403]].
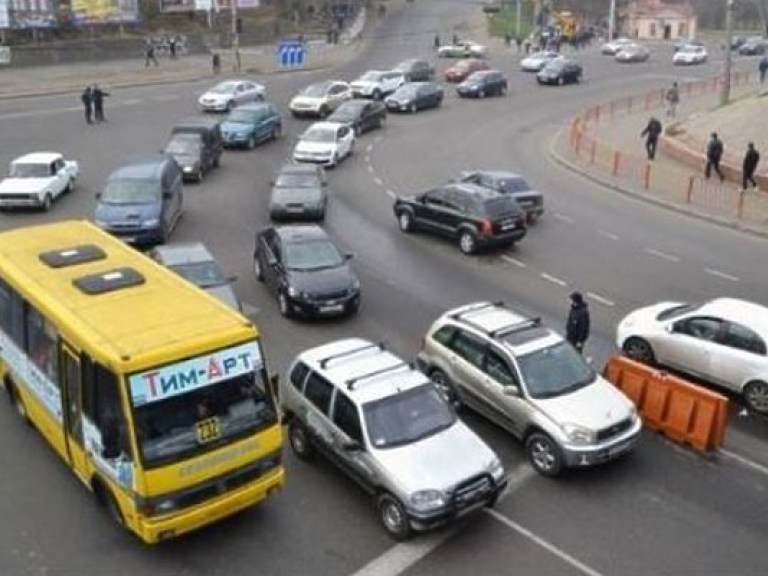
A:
[[327, 99, 387, 135], [536, 58, 582, 85], [253, 224, 361, 318], [393, 58, 435, 82], [384, 82, 444, 113], [456, 70, 508, 98]]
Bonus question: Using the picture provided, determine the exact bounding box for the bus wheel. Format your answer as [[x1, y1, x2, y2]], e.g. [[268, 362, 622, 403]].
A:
[[96, 482, 126, 529], [9, 383, 29, 423]]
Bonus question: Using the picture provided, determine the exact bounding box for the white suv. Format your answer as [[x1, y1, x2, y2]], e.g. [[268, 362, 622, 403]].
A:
[[280, 338, 507, 540], [417, 302, 641, 477], [350, 70, 406, 99]]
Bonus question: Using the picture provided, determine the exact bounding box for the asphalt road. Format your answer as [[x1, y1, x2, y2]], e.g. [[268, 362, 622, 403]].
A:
[[1, 1, 767, 575]]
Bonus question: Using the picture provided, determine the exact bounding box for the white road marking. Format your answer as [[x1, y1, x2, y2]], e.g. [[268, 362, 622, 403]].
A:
[[374, 177, 383, 186], [485, 509, 605, 576], [385, 189, 396, 199], [366, 143, 374, 153], [705, 268, 739, 282], [553, 212, 575, 224], [501, 255, 527, 268], [644, 248, 681, 263], [367, 165, 374, 173], [721, 449, 768, 477], [365, 155, 371, 164], [586, 292, 615, 307], [121, 98, 142, 106], [540, 273, 567, 286], [598, 229, 620, 241]]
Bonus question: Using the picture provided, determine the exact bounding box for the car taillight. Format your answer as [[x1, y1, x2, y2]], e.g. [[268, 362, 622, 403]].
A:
[[478, 218, 493, 236]]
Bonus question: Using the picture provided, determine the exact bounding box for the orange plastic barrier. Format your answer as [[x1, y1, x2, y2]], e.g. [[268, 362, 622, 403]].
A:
[[604, 355, 728, 452]]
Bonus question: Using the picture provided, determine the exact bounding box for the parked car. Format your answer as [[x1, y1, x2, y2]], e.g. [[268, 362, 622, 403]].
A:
[[220, 102, 282, 149], [94, 155, 183, 245], [600, 37, 633, 55], [616, 298, 768, 414], [384, 82, 444, 113], [456, 70, 508, 98], [280, 338, 506, 539], [253, 224, 361, 318], [327, 99, 387, 135], [198, 79, 265, 112], [169, 117, 223, 179], [392, 58, 435, 82], [615, 43, 650, 63], [437, 40, 487, 58], [269, 163, 327, 221], [444, 58, 490, 83], [458, 170, 544, 222], [350, 70, 405, 99], [0, 152, 78, 211], [738, 37, 767, 55], [673, 38, 704, 52], [418, 301, 641, 477], [537, 58, 583, 85], [292, 121, 355, 167], [149, 242, 241, 311], [520, 50, 561, 72], [393, 182, 527, 254], [289, 80, 352, 118], [673, 44, 707, 65]]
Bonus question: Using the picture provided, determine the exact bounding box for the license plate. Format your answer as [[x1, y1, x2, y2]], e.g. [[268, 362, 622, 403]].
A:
[[501, 224, 516, 231], [196, 417, 221, 444], [287, 207, 305, 213], [319, 304, 344, 314]]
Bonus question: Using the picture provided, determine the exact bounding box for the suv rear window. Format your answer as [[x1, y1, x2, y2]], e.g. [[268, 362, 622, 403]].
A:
[[481, 196, 522, 218]]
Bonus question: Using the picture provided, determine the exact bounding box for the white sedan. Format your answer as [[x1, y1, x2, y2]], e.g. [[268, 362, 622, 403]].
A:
[[600, 37, 634, 55], [437, 40, 487, 58], [616, 298, 768, 413], [520, 51, 561, 72], [198, 79, 266, 112], [289, 80, 353, 118], [292, 121, 356, 167], [0, 152, 78, 211], [673, 44, 708, 65]]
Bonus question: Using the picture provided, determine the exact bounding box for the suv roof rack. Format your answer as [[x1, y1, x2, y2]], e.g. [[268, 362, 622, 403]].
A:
[[450, 301, 541, 339], [490, 317, 542, 339], [319, 341, 386, 369], [345, 361, 411, 391], [449, 301, 505, 321]]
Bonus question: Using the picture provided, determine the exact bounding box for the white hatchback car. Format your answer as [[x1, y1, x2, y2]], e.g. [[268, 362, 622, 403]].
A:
[[289, 80, 353, 118], [520, 51, 561, 72], [292, 121, 356, 167], [350, 70, 406, 99], [198, 79, 266, 112], [616, 298, 768, 413], [673, 44, 708, 65]]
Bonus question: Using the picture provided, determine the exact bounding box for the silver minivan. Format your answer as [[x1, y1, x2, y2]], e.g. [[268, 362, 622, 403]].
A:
[[280, 338, 507, 540]]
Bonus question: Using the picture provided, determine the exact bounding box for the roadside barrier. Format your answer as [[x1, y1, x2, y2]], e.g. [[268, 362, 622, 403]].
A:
[[604, 355, 729, 453]]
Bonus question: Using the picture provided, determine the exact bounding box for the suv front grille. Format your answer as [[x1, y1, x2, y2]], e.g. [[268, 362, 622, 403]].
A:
[[596, 418, 633, 442], [453, 474, 493, 509]]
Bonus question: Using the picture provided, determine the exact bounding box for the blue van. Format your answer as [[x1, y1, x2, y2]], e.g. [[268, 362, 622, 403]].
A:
[[94, 155, 183, 245]]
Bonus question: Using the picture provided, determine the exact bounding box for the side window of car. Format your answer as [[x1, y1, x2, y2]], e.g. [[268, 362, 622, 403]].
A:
[[424, 190, 446, 207], [484, 349, 518, 388], [303, 372, 334, 415], [332, 391, 363, 443], [677, 317, 723, 341], [721, 323, 767, 355], [450, 330, 487, 369], [289, 361, 310, 390], [432, 325, 456, 347], [339, 126, 349, 139]]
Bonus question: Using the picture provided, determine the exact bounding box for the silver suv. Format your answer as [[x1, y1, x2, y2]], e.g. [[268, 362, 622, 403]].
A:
[[417, 302, 641, 477], [280, 338, 507, 540]]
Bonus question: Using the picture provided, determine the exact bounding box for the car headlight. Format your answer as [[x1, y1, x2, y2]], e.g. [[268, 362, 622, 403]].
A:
[[350, 278, 361, 293], [183, 166, 193, 172], [562, 423, 596, 445], [142, 218, 160, 228], [488, 457, 505, 481], [288, 285, 309, 299], [410, 489, 446, 512]]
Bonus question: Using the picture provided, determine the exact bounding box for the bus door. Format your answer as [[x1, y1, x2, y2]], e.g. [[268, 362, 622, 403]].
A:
[[61, 343, 89, 484]]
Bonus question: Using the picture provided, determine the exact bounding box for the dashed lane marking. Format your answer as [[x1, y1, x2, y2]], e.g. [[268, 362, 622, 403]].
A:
[[540, 273, 567, 287], [385, 189, 396, 199], [553, 212, 575, 224], [121, 98, 143, 106], [721, 448, 768, 477], [366, 143, 374, 153], [501, 255, 527, 268], [367, 165, 374, 173], [598, 229, 620, 240], [374, 177, 383, 186], [485, 509, 605, 576], [365, 155, 371, 164], [644, 248, 681, 262], [705, 268, 739, 282], [586, 292, 615, 307]]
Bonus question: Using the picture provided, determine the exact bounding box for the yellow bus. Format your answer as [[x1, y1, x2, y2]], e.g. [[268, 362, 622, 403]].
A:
[[0, 220, 284, 543]]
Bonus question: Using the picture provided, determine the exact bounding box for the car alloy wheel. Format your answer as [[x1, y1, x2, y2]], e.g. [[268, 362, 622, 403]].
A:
[[377, 493, 411, 540], [278, 291, 292, 317], [458, 230, 477, 254], [622, 337, 656, 365], [288, 420, 314, 459], [558, 76, 565, 86], [42, 194, 53, 211], [272, 124, 281, 139], [398, 211, 413, 232], [478, 89, 486, 98], [409, 103, 417, 114], [247, 135, 256, 149], [526, 432, 563, 477], [500, 85, 507, 96], [197, 167, 204, 182], [744, 381, 768, 414], [430, 369, 461, 408]]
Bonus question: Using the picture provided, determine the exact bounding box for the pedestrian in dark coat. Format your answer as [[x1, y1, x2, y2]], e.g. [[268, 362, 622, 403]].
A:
[[144, 43, 159, 68], [742, 142, 760, 190], [80, 86, 93, 124], [169, 37, 177, 59], [92, 85, 109, 122], [434, 33, 440, 50], [705, 132, 725, 181], [759, 55, 768, 84], [566, 292, 590, 354], [640, 116, 663, 160]]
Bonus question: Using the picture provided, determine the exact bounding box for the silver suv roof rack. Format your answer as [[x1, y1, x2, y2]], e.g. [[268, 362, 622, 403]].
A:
[[450, 301, 541, 339], [319, 341, 386, 369], [449, 300, 505, 321], [490, 317, 542, 339], [346, 361, 412, 391]]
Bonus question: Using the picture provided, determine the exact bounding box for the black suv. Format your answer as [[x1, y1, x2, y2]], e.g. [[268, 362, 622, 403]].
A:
[[393, 183, 527, 254], [254, 224, 361, 318]]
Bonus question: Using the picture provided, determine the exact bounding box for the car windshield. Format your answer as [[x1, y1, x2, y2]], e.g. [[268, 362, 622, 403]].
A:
[[466, 71, 489, 82], [301, 127, 336, 142], [543, 60, 565, 72], [102, 179, 158, 204], [275, 173, 320, 188], [517, 341, 595, 399], [300, 83, 330, 97], [170, 261, 227, 288], [132, 367, 277, 469], [656, 302, 701, 321], [364, 384, 456, 449], [680, 46, 700, 54], [210, 82, 237, 94], [227, 109, 258, 123], [272, 187, 321, 203], [165, 137, 200, 155], [360, 71, 385, 82], [283, 239, 344, 271], [330, 105, 360, 120], [497, 177, 531, 193], [394, 85, 418, 97], [10, 163, 50, 177]]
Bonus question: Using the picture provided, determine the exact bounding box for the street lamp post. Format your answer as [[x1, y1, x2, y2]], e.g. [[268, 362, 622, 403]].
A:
[[721, 0, 734, 105], [231, 0, 241, 72], [516, 0, 521, 38], [608, 0, 616, 41]]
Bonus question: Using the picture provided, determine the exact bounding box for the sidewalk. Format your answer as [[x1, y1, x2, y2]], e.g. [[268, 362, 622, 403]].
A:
[[551, 72, 768, 238]]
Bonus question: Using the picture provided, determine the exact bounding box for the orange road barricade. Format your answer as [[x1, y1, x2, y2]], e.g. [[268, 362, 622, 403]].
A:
[[604, 355, 729, 453]]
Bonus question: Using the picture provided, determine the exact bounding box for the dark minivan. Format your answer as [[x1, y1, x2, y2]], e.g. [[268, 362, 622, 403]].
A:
[[168, 117, 223, 181], [94, 155, 184, 245]]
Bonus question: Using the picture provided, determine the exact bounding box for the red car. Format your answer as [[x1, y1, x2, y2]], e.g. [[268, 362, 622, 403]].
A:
[[444, 58, 490, 83]]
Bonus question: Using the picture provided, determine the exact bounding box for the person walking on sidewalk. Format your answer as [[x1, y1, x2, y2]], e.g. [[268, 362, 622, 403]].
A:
[[742, 142, 760, 190], [92, 85, 109, 122], [665, 81, 680, 118], [80, 86, 93, 125], [640, 116, 663, 161], [566, 292, 590, 355], [144, 42, 159, 68], [705, 132, 725, 181], [759, 55, 768, 84]]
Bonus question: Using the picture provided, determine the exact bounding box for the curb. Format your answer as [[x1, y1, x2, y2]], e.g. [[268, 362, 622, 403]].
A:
[[548, 126, 768, 240]]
